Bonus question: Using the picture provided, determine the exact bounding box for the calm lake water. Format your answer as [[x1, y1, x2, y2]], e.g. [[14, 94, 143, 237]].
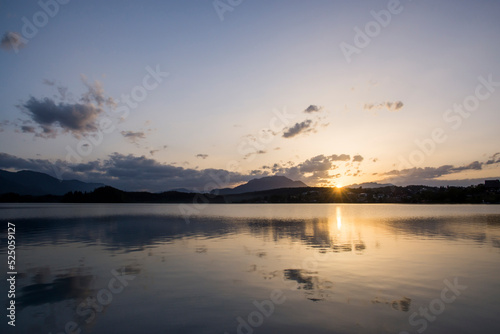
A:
[[1, 204, 500, 334]]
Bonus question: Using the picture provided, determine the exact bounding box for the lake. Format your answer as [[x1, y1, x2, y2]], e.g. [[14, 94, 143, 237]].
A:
[[1, 203, 500, 334]]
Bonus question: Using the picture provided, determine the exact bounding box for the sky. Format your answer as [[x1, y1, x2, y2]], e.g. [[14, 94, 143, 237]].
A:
[[1, 0, 499, 192]]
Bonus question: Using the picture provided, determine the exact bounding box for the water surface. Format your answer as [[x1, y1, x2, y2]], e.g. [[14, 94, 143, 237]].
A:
[[1, 204, 500, 334]]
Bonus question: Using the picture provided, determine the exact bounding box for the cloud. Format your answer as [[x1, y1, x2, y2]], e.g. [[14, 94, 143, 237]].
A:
[[283, 120, 313, 138], [20, 125, 36, 133], [81, 75, 116, 108], [330, 154, 351, 161], [352, 155, 364, 162], [452, 160, 482, 172], [0, 151, 364, 191], [149, 145, 167, 156], [304, 105, 322, 113], [21, 97, 103, 138], [1, 32, 26, 51], [299, 155, 333, 173], [380, 160, 486, 185], [0, 152, 261, 192], [364, 101, 404, 112], [0, 152, 59, 174], [196, 154, 209, 159], [121, 131, 146, 143], [486, 153, 500, 165], [18, 79, 114, 138], [270, 153, 357, 184]]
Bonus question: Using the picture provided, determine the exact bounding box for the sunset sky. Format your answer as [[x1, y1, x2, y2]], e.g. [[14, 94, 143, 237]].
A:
[[1, 0, 499, 192]]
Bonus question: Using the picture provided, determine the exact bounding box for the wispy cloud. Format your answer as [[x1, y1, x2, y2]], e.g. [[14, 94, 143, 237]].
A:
[[196, 154, 209, 159], [380, 160, 487, 185], [364, 101, 404, 112], [121, 131, 146, 143], [486, 152, 500, 165], [282, 120, 313, 138]]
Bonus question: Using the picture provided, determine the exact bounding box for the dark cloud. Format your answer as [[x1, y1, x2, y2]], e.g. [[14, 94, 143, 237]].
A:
[[299, 155, 333, 173], [0, 152, 59, 174], [0, 151, 364, 191], [452, 161, 482, 172], [271, 153, 357, 184], [243, 150, 267, 160], [22, 97, 103, 138], [283, 120, 313, 138], [364, 101, 404, 112], [380, 160, 485, 185], [486, 153, 500, 165], [0, 152, 259, 192], [20, 125, 36, 133], [18, 79, 115, 138], [304, 105, 322, 113], [352, 155, 364, 162], [1, 32, 26, 51], [196, 154, 209, 159], [121, 131, 146, 143]]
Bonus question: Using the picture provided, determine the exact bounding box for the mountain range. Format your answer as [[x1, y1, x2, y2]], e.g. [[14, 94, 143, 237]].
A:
[[0, 169, 308, 196], [212, 175, 308, 195], [0, 169, 105, 196]]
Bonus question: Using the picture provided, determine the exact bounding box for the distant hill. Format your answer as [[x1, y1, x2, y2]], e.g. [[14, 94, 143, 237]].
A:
[[168, 188, 194, 193], [0, 169, 105, 196], [346, 182, 394, 189], [213, 176, 308, 195]]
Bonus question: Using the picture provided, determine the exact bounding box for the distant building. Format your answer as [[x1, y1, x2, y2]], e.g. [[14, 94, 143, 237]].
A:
[[485, 180, 500, 189]]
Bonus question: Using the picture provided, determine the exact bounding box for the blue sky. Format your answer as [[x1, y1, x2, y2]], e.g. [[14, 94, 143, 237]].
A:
[[1, 0, 499, 191]]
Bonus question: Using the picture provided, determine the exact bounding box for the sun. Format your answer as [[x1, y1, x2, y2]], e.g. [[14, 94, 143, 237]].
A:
[[335, 184, 343, 189]]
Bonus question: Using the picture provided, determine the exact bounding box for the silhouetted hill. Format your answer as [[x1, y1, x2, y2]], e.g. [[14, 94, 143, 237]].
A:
[[0, 169, 105, 196], [1, 183, 498, 204], [61, 186, 226, 203], [213, 176, 308, 195], [346, 182, 394, 189], [168, 188, 194, 193]]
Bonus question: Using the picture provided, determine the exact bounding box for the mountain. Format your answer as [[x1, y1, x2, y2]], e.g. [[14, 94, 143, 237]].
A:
[[168, 188, 194, 193], [346, 182, 394, 189], [213, 176, 308, 195], [0, 169, 105, 196]]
